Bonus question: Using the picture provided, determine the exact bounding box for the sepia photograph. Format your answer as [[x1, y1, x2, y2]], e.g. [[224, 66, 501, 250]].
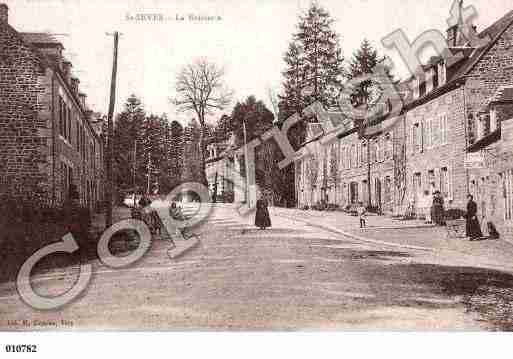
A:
[[1, 0, 513, 356]]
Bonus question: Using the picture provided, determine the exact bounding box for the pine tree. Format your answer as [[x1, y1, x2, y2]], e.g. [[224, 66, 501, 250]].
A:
[[278, 1, 345, 121], [295, 2, 345, 108], [347, 38, 389, 108], [113, 95, 145, 196], [276, 2, 345, 207]]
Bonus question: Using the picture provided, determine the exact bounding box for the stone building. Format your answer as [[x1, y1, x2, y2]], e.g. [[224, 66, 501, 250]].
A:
[[205, 134, 246, 204], [0, 4, 104, 211], [400, 7, 513, 221], [295, 101, 404, 214], [294, 5, 513, 235], [466, 86, 513, 238]]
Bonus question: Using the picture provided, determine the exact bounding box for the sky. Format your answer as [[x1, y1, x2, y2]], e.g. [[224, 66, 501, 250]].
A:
[[4, 0, 512, 125]]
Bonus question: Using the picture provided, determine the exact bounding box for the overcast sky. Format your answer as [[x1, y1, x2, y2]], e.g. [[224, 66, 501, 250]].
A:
[[4, 0, 512, 124]]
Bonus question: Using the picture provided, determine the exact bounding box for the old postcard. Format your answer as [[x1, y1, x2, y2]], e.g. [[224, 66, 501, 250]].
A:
[[1, 0, 513, 349]]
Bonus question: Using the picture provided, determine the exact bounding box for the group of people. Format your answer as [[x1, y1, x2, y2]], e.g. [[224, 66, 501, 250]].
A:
[[419, 190, 446, 226]]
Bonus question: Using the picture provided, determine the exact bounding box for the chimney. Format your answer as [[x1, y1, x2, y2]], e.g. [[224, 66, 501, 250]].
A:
[[62, 60, 72, 84], [71, 77, 80, 95], [79, 92, 87, 109], [0, 3, 8, 24], [447, 25, 458, 47]]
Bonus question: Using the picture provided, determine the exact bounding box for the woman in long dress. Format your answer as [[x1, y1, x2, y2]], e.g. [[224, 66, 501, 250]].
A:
[[432, 191, 445, 226], [255, 196, 271, 230], [466, 194, 483, 241]]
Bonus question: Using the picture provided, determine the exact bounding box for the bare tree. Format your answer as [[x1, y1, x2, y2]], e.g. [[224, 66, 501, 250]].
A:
[[172, 58, 233, 185]]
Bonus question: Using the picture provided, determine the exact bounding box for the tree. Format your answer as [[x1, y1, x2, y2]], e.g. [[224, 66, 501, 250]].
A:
[[295, 2, 345, 109], [230, 96, 274, 145], [172, 58, 233, 186], [346, 39, 392, 208], [113, 95, 145, 198], [329, 144, 339, 203], [181, 119, 203, 184], [306, 155, 319, 205], [278, 2, 345, 145], [347, 39, 390, 109], [275, 2, 345, 208]]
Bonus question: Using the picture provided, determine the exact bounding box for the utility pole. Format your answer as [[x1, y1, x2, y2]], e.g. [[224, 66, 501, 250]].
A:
[[132, 139, 137, 207], [367, 138, 372, 208], [105, 31, 119, 229], [242, 119, 251, 208], [146, 152, 151, 195]]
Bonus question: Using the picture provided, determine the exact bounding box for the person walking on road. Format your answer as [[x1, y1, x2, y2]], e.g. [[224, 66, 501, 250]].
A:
[[466, 194, 483, 241], [255, 195, 271, 230]]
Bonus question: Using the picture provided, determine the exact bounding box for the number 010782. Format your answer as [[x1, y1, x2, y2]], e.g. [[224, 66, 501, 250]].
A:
[[5, 344, 38, 353]]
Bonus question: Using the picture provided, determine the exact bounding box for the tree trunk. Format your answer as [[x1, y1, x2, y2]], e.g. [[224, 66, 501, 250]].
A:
[[212, 171, 218, 203], [367, 139, 372, 208], [198, 115, 209, 187]]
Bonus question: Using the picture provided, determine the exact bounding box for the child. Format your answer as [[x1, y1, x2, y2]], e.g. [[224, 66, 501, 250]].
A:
[[357, 202, 367, 228]]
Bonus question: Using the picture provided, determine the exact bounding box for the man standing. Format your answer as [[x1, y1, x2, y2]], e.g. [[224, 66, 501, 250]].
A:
[[466, 194, 483, 241]]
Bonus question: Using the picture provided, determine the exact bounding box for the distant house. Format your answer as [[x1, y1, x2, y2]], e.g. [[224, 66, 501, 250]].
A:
[[294, 5, 513, 236], [0, 3, 104, 211], [205, 134, 247, 204]]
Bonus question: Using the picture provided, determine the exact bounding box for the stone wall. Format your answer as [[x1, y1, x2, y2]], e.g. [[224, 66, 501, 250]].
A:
[[0, 21, 50, 201], [405, 87, 467, 212]]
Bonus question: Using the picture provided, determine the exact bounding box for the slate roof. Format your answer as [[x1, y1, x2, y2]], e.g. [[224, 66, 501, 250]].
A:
[[20, 32, 63, 47]]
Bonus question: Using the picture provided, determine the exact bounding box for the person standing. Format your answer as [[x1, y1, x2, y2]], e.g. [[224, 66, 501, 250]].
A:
[[432, 190, 445, 226], [466, 194, 483, 241], [357, 202, 367, 228], [255, 195, 271, 230], [421, 190, 432, 224]]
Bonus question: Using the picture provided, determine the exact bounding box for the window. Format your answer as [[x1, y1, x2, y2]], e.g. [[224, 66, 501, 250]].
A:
[[412, 123, 422, 153], [413, 78, 420, 99], [503, 170, 513, 221], [490, 108, 498, 132], [440, 167, 450, 198], [440, 115, 448, 144], [419, 81, 426, 97], [428, 169, 436, 192], [413, 172, 422, 195], [59, 96, 65, 138], [438, 61, 446, 86], [376, 138, 383, 162], [478, 113, 490, 139], [351, 145, 357, 168], [362, 180, 368, 203], [425, 119, 432, 148], [384, 176, 392, 204], [433, 66, 439, 89], [361, 141, 368, 164], [356, 142, 361, 167]]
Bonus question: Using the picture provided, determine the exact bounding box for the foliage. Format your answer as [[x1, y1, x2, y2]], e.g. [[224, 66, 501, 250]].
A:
[[172, 58, 233, 186]]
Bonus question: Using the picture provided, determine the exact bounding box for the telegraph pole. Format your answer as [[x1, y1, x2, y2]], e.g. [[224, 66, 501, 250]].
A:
[[242, 119, 251, 208], [105, 31, 119, 229]]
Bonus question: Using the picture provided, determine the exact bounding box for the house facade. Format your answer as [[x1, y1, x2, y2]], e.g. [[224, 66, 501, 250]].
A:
[[0, 4, 104, 211], [294, 6, 513, 236], [205, 135, 246, 204]]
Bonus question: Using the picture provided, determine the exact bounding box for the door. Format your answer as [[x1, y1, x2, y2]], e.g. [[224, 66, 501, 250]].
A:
[[375, 178, 382, 212]]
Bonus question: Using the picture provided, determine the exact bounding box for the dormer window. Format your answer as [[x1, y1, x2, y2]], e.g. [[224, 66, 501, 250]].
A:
[[432, 67, 439, 89], [426, 68, 434, 93], [490, 107, 498, 132], [477, 113, 490, 139], [438, 61, 446, 86], [413, 78, 420, 99], [419, 81, 427, 98]]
